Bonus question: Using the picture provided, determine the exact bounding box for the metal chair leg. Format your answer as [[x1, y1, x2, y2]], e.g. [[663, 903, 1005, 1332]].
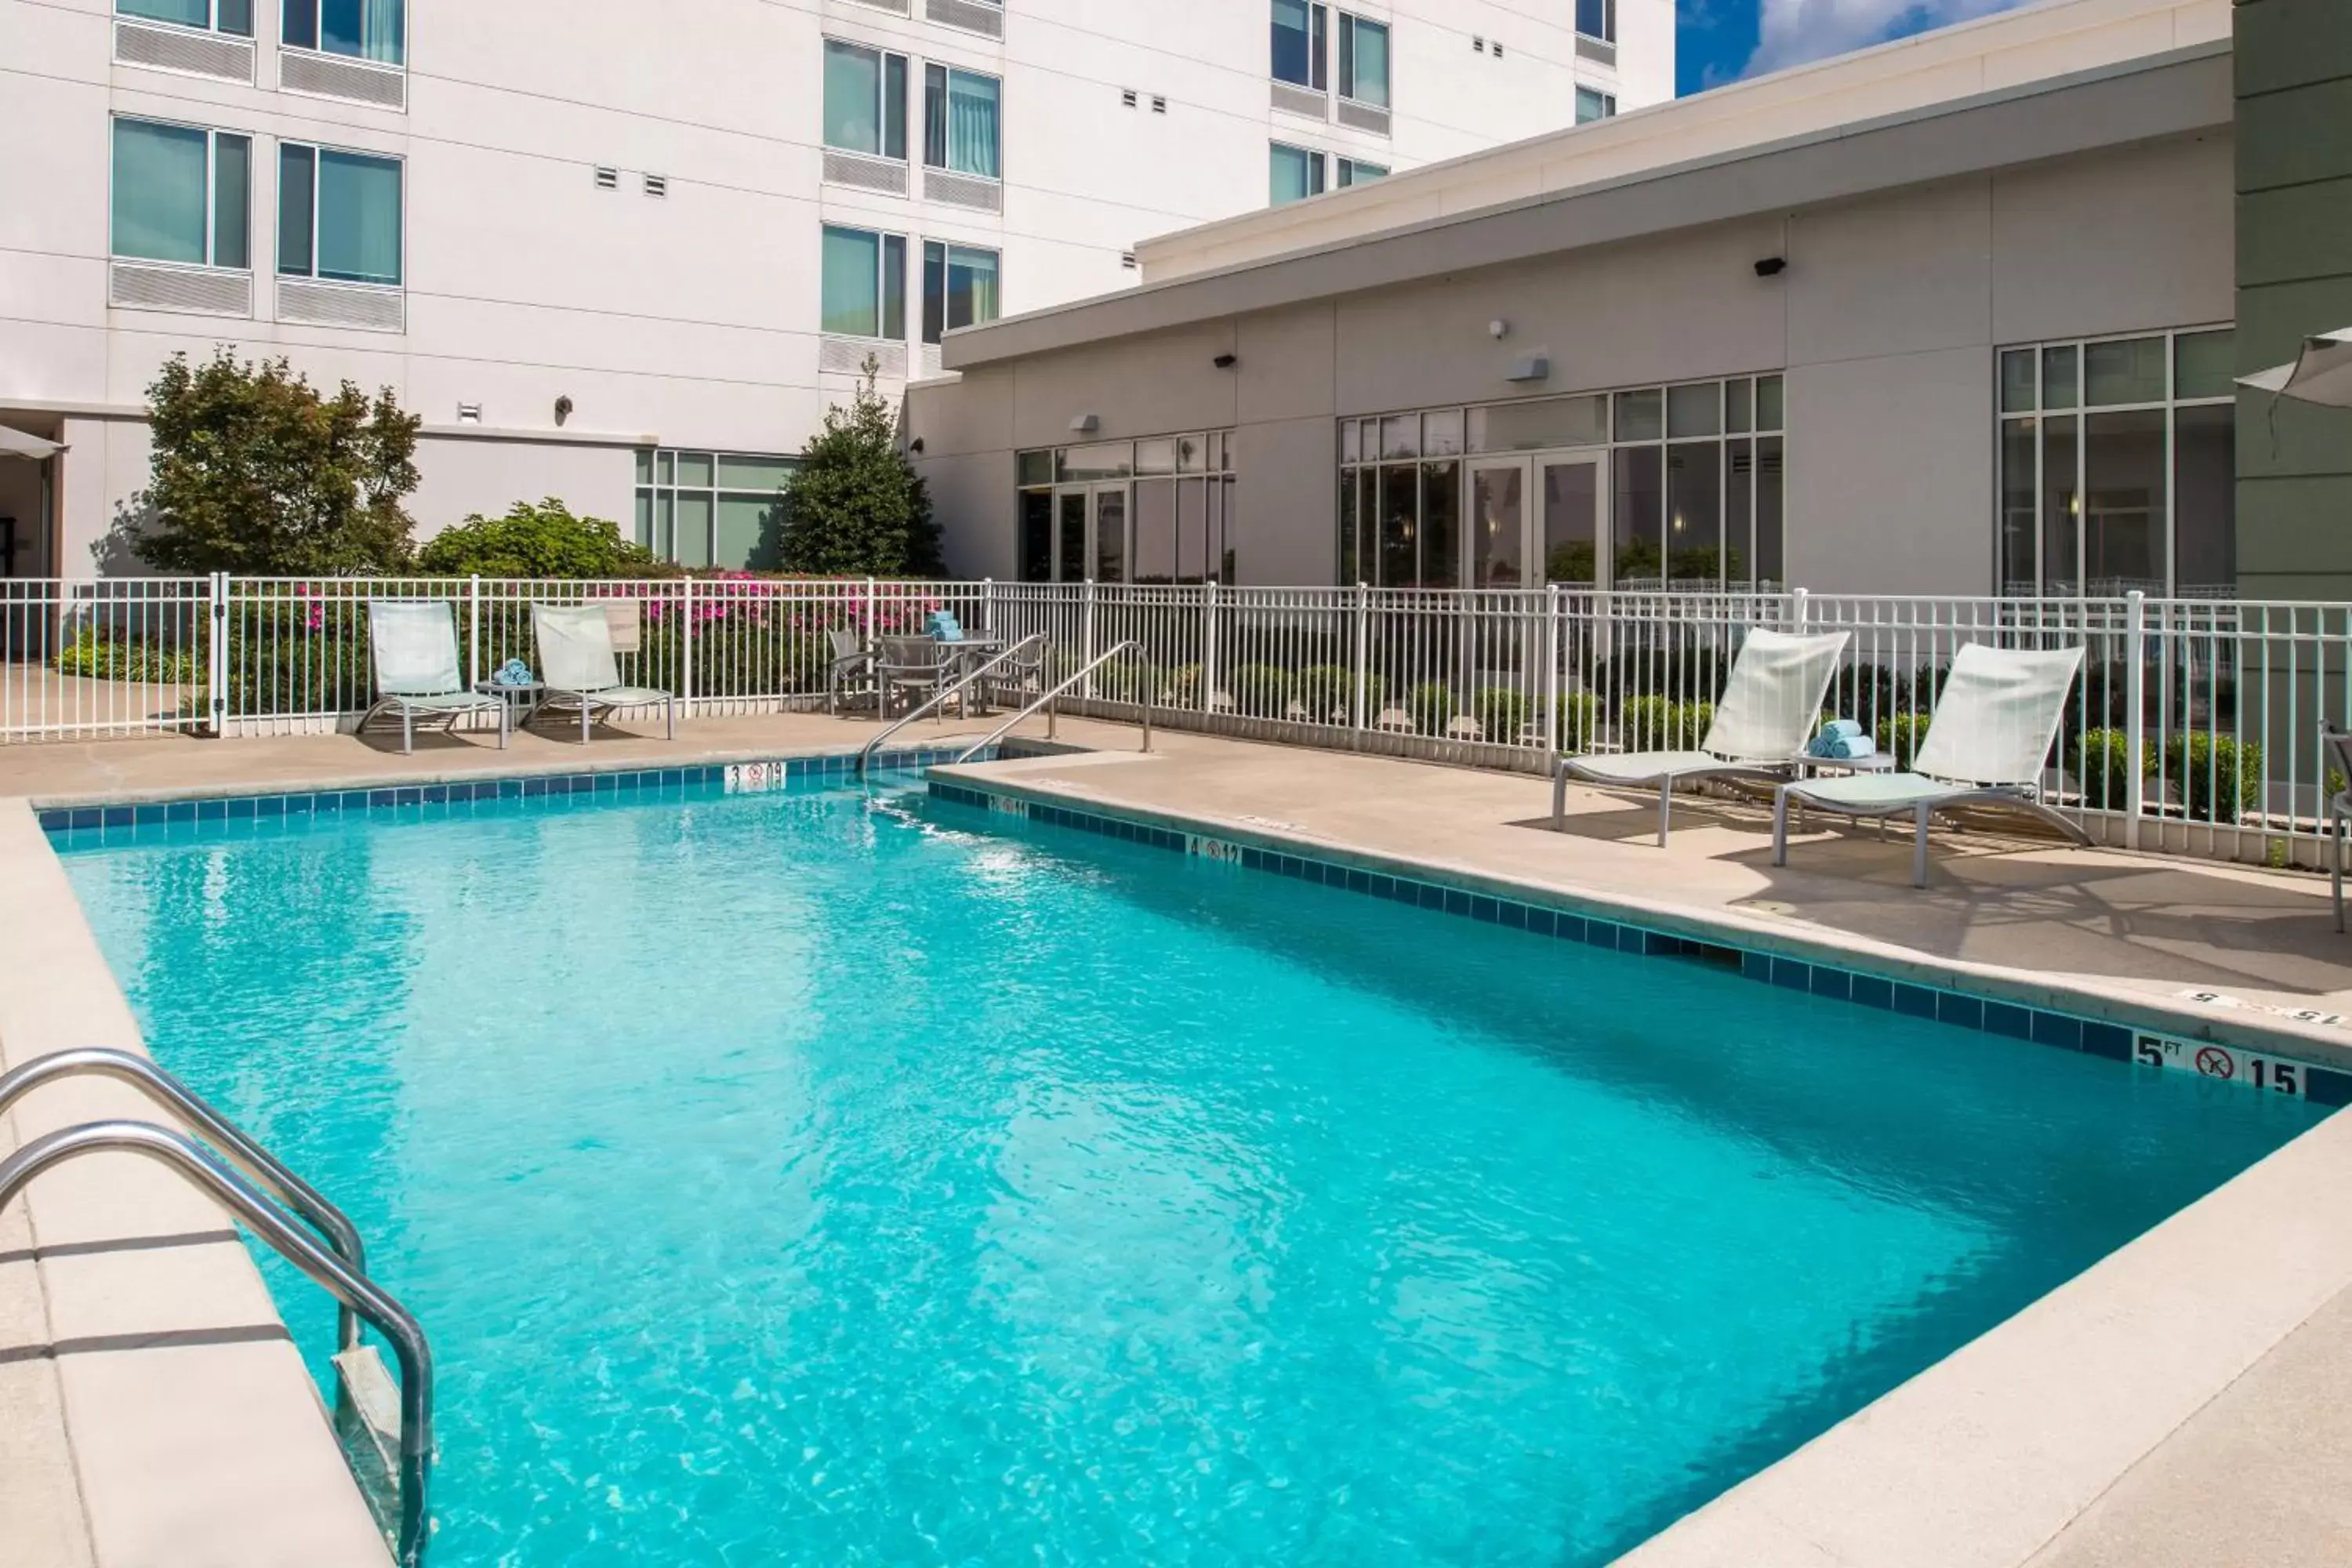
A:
[[1913, 804, 1932, 887], [1772, 786, 1791, 866], [1657, 777, 1672, 848], [2335, 808, 2345, 935]]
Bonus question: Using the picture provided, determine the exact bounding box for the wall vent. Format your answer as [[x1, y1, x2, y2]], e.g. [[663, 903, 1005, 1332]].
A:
[[1270, 81, 1327, 120], [924, 0, 1004, 38], [1120, 252, 1138, 270], [1576, 34, 1618, 66], [644, 173, 668, 198], [113, 17, 253, 82], [593, 167, 619, 189], [1493, 42, 1506, 59], [820, 336, 908, 378], [924, 169, 1003, 213], [1121, 88, 1138, 108], [1472, 36, 1485, 52], [1336, 99, 1391, 136], [1152, 96, 1167, 114], [108, 260, 252, 318], [822, 151, 910, 196], [279, 49, 406, 109], [277, 278, 406, 332]]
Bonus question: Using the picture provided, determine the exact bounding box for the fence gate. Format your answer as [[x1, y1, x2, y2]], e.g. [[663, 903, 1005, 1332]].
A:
[[0, 577, 212, 743]]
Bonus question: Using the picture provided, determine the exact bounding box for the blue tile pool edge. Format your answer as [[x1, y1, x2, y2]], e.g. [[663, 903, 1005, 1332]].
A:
[[924, 776, 2352, 1107], [32, 745, 993, 837]]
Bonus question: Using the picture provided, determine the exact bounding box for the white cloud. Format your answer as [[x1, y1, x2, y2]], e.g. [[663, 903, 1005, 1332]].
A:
[[1744, 0, 2034, 78]]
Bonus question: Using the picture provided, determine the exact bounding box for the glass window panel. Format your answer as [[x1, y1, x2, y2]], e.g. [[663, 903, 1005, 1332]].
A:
[[1755, 437, 1784, 590], [1612, 445, 1664, 586], [633, 491, 653, 549], [1134, 478, 1177, 581], [212, 133, 249, 270], [658, 451, 675, 484], [2042, 415, 2079, 595], [633, 449, 654, 485], [2173, 403, 2235, 594], [1135, 438, 1175, 475], [1577, 0, 1614, 41], [1270, 143, 1322, 205], [281, 0, 316, 48], [1057, 492, 1087, 581], [1341, 15, 1388, 107], [1423, 409, 1463, 457], [1726, 378, 1752, 434], [923, 64, 948, 169], [220, 0, 253, 29], [315, 148, 401, 285], [1221, 434, 1236, 473], [1272, 0, 1316, 86], [1018, 489, 1054, 582], [1420, 461, 1460, 589], [673, 493, 713, 569], [1613, 389, 1663, 443], [823, 41, 884, 156], [276, 142, 314, 275], [2082, 408, 2166, 592], [1055, 442, 1131, 482], [2042, 345, 2078, 410], [111, 119, 209, 266], [1337, 468, 1359, 583], [1666, 443, 1723, 586], [1338, 159, 1387, 187], [2000, 419, 2038, 595], [1756, 375, 1784, 430], [1176, 434, 1206, 474], [1379, 414, 1418, 459], [820, 225, 880, 337], [1471, 465, 1525, 587], [2085, 337, 2167, 406], [1726, 440, 1754, 587], [943, 245, 998, 333], [881, 234, 906, 341], [1093, 490, 1127, 583], [945, 71, 1000, 178], [1376, 464, 1417, 587], [1016, 450, 1052, 486], [1468, 394, 1607, 452], [2000, 349, 2038, 413], [653, 493, 673, 558], [1667, 382, 1722, 438], [1340, 420, 1359, 464], [2175, 329, 2237, 401], [717, 455, 795, 491], [122, 0, 209, 27], [1177, 477, 1209, 580], [318, 0, 400, 62], [1219, 473, 1237, 582], [674, 452, 713, 488], [884, 54, 907, 162], [1541, 461, 1600, 586], [717, 494, 786, 570], [1575, 86, 1613, 124]]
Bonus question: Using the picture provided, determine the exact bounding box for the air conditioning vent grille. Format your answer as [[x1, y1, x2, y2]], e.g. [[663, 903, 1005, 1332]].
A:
[[822, 151, 910, 196], [821, 337, 907, 378], [840, 0, 910, 13], [113, 19, 253, 82], [1269, 82, 1327, 121], [924, 0, 1004, 37], [277, 279, 406, 332], [109, 261, 252, 317], [924, 169, 1002, 212], [279, 49, 406, 108], [1335, 99, 1391, 136]]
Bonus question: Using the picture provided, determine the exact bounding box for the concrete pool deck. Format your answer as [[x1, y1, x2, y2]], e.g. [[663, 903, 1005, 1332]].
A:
[[5, 713, 2352, 1564]]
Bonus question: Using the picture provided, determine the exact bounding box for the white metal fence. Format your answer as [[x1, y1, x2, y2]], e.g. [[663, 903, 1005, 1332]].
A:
[[6, 575, 2351, 869]]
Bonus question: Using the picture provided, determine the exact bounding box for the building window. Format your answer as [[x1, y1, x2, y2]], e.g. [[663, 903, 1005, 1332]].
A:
[[922, 242, 1000, 344], [1337, 158, 1387, 187], [281, 0, 403, 64], [1271, 142, 1326, 205], [1015, 432, 1237, 584], [1576, 0, 1615, 43], [120, 0, 251, 35], [924, 65, 1001, 180], [1338, 378, 1786, 590], [821, 225, 906, 340], [1997, 328, 2235, 597], [277, 142, 401, 285], [1576, 87, 1616, 123], [634, 449, 800, 572], [822, 39, 907, 161], [111, 118, 250, 270], [1272, 0, 1327, 90], [1338, 13, 1388, 107]]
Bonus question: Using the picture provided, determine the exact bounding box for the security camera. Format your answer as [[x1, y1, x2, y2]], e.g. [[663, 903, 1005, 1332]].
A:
[[1754, 257, 1788, 278], [554, 394, 575, 425]]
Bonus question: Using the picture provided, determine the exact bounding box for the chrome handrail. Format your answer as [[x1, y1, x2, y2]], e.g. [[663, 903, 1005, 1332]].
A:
[[855, 633, 1047, 777], [0, 1047, 368, 1350], [953, 641, 1152, 764], [0, 1120, 434, 1568]]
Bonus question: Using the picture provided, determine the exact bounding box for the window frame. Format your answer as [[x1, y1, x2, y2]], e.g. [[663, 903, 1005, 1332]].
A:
[[1575, 86, 1617, 124], [279, 0, 405, 66], [821, 223, 908, 342], [1336, 12, 1388, 109], [921, 240, 1002, 347], [276, 139, 405, 287], [109, 114, 252, 272], [1272, 0, 1329, 91], [118, 0, 252, 37], [822, 37, 908, 163], [1270, 140, 1327, 205], [1575, 0, 1616, 45], [922, 62, 1004, 181]]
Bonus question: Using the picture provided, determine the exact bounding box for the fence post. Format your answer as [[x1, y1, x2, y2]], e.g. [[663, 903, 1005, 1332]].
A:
[[680, 576, 696, 719], [1542, 583, 1560, 755], [2125, 589, 2147, 851], [1352, 583, 1370, 738], [206, 571, 228, 739], [467, 575, 481, 687], [1081, 578, 1098, 701], [1203, 579, 1221, 716], [982, 577, 996, 639], [863, 575, 877, 641], [1791, 586, 1809, 633]]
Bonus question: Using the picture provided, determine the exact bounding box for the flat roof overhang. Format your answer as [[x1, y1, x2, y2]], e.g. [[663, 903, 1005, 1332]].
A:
[[942, 42, 2231, 372]]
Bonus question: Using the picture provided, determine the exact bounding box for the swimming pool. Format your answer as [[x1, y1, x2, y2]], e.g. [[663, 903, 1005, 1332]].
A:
[[53, 771, 2328, 1566]]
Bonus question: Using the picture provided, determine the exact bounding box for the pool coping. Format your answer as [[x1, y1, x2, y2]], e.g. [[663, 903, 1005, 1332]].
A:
[[920, 764, 2352, 1568]]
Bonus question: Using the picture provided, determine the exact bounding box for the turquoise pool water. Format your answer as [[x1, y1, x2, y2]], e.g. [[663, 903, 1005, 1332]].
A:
[[56, 777, 2325, 1566]]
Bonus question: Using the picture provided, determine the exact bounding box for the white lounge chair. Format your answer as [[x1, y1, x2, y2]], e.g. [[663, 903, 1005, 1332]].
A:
[[362, 600, 509, 754], [530, 603, 677, 744], [1773, 643, 2092, 887], [1554, 627, 1851, 844]]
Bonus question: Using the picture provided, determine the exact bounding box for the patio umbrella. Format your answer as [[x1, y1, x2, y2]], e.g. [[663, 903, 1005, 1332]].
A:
[[0, 425, 62, 460], [2238, 327, 2352, 408]]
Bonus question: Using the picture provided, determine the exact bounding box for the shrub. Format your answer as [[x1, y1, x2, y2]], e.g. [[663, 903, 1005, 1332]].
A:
[[1297, 663, 1380, 723], [1228, 662, 1292, 716], [2072, 728, 2154, 812], [2165, 732, 2264, 824], [1875, 711, 1933, 769], [1091, 653, 1151, 702], [1621, 695, 1713, 751], [1475, 686, 1531, 746], [52, 628, 200, 685], [1555, 691, 1602, 751], [1409, 681, 1457, 736], [778, 359, 939, 575], [1160, 663, 1203, 707], [418, 499, 662, 579]]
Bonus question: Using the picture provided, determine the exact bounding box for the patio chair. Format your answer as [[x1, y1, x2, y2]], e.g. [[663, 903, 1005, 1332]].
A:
[[529, 603, 677, 745], [1555, 627, 1851, 845], [826, 628, 877, 717], [877, 633, 959, 718], [2325, 724, 2352, 932], [361, 600, 509, 755], [1772, 643, 2092, 887]]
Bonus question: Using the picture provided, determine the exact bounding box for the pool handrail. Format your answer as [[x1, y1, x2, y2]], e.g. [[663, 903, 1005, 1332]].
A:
[[0, 1046, 369, 1352], [953, 641, 1152, 764], [0, 1119, 434, 1568], [855, 632, 1047, 777]]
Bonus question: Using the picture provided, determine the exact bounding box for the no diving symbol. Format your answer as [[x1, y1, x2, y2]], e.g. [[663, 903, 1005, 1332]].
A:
[[2194, 1047, 2236, 1080]]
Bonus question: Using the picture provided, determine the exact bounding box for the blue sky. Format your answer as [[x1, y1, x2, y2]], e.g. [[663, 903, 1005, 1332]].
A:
[[1679, 0, 2037, 96]]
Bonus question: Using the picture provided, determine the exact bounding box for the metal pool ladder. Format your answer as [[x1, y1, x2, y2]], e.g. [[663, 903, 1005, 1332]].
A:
[[0, 1048, 434, 1568], [953, 640, 1153, 764], [855, 632, 1048, 777]]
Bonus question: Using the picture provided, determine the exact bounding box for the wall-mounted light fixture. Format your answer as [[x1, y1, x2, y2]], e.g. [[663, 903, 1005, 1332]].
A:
[[1213, 354, 1238, 370], [1754, 256, 1788, 278], [1070, 414, 1100, 434], [909, 437, 926, 455], [554, 394, 573, 427], [1489, 319, 1510, 339], [1505, 354, 1550, 383]]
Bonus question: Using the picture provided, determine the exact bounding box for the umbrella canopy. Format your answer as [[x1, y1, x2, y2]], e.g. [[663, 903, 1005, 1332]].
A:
[[2239, 327, 2352, 408], [0, 425, 62, 461]]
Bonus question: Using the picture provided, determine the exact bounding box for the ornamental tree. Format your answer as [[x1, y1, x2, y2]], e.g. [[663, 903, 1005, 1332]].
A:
[[777, 360, 942, 577], [417, 498, 663, 579]]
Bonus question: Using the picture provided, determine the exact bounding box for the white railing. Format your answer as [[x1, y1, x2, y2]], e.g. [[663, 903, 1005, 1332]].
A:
[[5, 574, 2350, 873]]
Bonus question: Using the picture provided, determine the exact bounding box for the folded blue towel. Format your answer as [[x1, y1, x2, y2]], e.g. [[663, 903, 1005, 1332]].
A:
[[927, 612, 966, 642], [1824, 734, 1877, 760], [1820, 718, 1864, 740], [494, 658, 534, 688]]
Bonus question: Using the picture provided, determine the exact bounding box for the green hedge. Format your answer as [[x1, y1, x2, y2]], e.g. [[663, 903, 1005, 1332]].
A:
[[2071, 728, 2154, 812], [1874, 712, 1933, 770], [1621, 695, 1714, 751], [2165, 732, 2263, 824], [53, 629, 201, 686]]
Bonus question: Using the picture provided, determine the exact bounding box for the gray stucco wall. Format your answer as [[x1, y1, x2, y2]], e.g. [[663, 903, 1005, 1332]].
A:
[[911, 132, 2234, 595]]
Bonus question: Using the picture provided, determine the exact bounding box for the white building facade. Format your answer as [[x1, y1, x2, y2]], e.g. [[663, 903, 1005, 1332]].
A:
[[0, 0, 1671, 578]]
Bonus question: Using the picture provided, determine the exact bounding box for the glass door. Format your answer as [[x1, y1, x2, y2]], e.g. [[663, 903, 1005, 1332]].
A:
[[1055, 490, 1088, 582], [1091, 485, 1127, 583], [1539, 456, 1606, 587], [1468, 459, 1530, 587]]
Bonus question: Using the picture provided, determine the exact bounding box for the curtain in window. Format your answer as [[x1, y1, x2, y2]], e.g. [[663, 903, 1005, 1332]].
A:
[[948, 248, 999, 331], [212, 134, 250, 270], [821, 227, 880, 337], [278, 143, 314, 274], [319, 0, 404, 64], [315, 149, 402, 285], [947, 73, 1000, 178], [111, 119, 209, 265], [823, 42, 880, 154], [1346, 18, 1387, 107]]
